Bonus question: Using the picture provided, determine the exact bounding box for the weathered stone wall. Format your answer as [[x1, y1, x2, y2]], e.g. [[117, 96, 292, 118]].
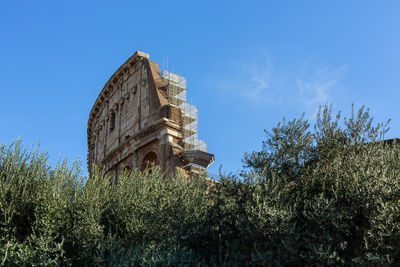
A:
[[87, 51, 186, 179]]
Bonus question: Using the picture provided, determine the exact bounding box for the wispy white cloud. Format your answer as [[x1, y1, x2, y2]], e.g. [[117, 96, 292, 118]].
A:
[[210, 52, 347, 114], [240, 55, 272, 100], [234, 53, 291, 105], [296, 65, 347, 115]]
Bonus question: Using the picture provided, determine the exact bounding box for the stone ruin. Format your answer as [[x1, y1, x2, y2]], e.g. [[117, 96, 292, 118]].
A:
[[87, 51, 214, 182]]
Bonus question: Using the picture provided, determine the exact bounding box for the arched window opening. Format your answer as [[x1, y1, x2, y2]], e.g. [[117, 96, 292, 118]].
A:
[[141, 151, 159, 172], [110, 110, 116, 133]]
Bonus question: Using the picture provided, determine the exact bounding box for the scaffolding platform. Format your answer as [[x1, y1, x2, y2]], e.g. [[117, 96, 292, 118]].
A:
[[162, 70, 213, 169]]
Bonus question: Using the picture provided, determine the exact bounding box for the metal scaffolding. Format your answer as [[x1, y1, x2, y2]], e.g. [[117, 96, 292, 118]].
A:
[[162, 70, 207, 152]]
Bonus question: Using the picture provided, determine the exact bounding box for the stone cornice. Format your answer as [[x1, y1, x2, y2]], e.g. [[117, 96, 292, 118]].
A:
[[99, 118, 179, 165]]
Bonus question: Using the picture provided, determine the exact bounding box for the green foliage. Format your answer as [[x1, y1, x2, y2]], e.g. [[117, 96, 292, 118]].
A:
[[241, 104, 400, 265], [1, 104, 400, 266], [0, 140, 215, 266]]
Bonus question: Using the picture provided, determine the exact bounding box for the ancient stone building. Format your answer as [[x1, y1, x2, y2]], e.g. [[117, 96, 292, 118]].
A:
[[87, 51, 214, 181]]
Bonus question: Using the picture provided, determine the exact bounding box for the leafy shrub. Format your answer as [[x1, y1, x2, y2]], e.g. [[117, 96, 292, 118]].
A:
[[242, 104, 400, 265], [1, 104, 400, 266], [0, 140, 215, 266]]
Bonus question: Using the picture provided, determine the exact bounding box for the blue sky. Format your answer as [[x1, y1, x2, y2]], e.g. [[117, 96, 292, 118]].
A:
[[1, 1, 400, 175]]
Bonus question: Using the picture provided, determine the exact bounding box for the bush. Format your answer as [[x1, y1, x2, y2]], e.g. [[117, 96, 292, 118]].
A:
[[0, 140, 215, 266], [241, 104, 400, 265], [1, 104, 400, 266]]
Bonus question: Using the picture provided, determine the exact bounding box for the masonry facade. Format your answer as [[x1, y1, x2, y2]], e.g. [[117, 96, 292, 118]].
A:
[[87, 51, 214, 180]]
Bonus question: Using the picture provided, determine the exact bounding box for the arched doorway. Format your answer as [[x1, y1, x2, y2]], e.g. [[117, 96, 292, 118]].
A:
[[141, 151, 159, 172]]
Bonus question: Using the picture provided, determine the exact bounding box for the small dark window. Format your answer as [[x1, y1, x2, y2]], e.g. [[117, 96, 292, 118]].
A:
[[110, 111, 116, 132]]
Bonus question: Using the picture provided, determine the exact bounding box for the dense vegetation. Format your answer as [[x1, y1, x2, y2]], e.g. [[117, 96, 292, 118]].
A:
[[1, 104, 400, 266]]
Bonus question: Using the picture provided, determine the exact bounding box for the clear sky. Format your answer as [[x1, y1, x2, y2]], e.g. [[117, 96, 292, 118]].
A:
[[1, 1, 400, 176]]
